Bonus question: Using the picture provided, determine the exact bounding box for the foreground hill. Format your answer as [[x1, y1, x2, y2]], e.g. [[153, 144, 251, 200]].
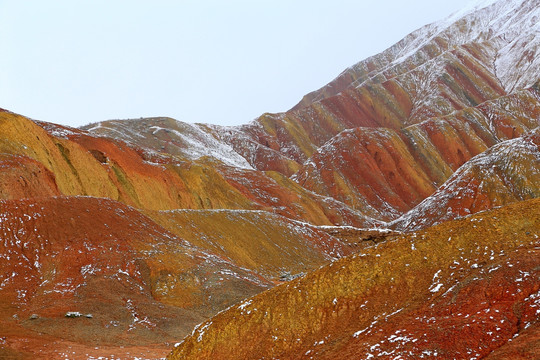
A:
[[0, 197, 363, 358], [0, 197, 272, 357], [0, 196, 273, 358], [168, 198, 540, 360]]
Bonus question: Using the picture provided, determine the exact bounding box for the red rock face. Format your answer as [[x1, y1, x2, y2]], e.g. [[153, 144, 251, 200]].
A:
[[294, 88, 540, 221], [0, 155, 60, 199], [294, 127, 436, 220], [393, 128, 540, 231], [211, 162, 380, 227]]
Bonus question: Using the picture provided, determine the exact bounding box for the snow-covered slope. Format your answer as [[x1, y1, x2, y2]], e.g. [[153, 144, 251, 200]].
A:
[[202, 0, 540, 174], [84, 117, 254, 169]]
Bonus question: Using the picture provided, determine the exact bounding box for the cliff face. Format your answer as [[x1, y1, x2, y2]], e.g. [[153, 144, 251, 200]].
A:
[[392, 128, 540, 231]]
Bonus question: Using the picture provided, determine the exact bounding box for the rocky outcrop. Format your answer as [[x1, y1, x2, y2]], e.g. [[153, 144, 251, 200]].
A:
[[391, 127, 540, 231]]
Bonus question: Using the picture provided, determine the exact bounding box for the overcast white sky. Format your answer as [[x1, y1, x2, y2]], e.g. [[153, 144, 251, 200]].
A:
[[0, 0, 475, 127]]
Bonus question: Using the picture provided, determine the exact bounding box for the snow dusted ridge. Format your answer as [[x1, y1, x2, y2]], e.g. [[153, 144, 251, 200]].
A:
[[446, 0, 500, 21], [361, 0, 540, 91], [83, 0, 540, 178], [84, 117, 254, 169], [298, 0, 540, 108], [150, 122, 253, 169]]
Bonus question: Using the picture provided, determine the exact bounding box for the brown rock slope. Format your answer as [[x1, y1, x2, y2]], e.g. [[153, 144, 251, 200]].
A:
[[0, 196, 270, 359], [293, 127, 437, 220], [168, 198, 540, 360]]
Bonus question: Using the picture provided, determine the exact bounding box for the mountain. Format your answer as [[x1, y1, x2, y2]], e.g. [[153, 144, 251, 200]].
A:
[[83, 1, 540, 223], [1, 0, 540, 358], [0, 110, 376, 227], [214, 0, 540, 172], [80, 84, 540, 224], [293, 0, 540, 111]]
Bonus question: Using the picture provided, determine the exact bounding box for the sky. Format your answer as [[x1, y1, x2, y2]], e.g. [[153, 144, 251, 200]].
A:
[[0, 0, 475, 128]]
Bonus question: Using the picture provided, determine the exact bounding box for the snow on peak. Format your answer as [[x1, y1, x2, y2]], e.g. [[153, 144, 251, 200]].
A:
[[445, 0, 501, 23], [86, 118, 254, 170], [156, 122, 254, 170]]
